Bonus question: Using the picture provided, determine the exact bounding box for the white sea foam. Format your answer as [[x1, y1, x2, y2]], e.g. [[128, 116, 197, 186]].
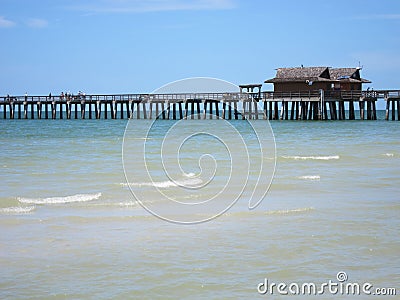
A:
[[266, 207, 315, 215], [298, 175, 321, 181], [117, 202, 138, 207], [383, 153, 394, 157], [120, 177, 203, 188], [18, 193, 102, 205], [122, 177, 203, 189], [283, 155, 340, 160], [0, 206, 35, 214], [121, 181, 175, 188], [184, 172, 196, 178]]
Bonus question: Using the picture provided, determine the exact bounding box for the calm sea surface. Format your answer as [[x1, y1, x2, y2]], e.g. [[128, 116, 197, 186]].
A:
[[0, 113, 399, 299]]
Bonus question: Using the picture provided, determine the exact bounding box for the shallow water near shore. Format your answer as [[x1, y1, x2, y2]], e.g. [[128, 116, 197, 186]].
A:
[[0, 113, 399, 298]]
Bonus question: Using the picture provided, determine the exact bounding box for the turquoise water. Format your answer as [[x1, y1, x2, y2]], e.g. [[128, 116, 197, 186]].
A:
[[0, 115, 399, 299]]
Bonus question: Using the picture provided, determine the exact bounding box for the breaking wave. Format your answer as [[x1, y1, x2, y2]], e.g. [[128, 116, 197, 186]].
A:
[[121, 177, 203, 189], [282, 155, 340, 160], [18, 193, 102, 205], [298, 175, 321, 181], [266, 207, 315, 215], [0, 206, 35, 214], [383, 153, 394, 157]]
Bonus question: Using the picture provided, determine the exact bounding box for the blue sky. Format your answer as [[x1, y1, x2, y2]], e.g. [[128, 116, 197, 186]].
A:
[[1, 0, 400, 95]]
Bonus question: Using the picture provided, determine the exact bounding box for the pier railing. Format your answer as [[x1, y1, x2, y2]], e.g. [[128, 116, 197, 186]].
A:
[[1, 90, 399, 120], [0, 92, 252, 103], [3, 89, 398, 103], [1, 89, 399, 103]]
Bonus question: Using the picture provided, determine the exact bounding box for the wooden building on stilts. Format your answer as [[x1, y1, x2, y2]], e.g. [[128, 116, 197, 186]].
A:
[[264, 66, 375, 120]]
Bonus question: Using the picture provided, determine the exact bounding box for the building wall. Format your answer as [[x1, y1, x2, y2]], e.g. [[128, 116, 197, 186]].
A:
[[339, 83, 362, 91], [273, 82, 363, 92], [273, 82, 332, 92]]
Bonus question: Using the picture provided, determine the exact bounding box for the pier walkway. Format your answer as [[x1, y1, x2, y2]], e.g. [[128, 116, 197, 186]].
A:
[[1, 90, 399, 121]]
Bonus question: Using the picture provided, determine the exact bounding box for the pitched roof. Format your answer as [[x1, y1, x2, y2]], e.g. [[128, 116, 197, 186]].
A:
[[330, 68, 358, 80], [265, 67, 331, 83], [330, 68, 371, 83], [265, 66, 371, 84]]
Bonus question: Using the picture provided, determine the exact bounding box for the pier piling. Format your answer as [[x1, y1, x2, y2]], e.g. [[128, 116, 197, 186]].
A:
[[0, 90, 398, 121]]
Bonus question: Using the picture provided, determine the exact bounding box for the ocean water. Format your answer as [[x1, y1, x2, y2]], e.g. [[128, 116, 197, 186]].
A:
[[0, 113, 399, 299]]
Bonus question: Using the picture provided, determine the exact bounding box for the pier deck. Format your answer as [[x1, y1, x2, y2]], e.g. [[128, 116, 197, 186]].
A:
[[0, 90, 399, 121]]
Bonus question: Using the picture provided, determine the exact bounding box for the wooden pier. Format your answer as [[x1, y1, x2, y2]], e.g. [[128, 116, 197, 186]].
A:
[[0, 90, 399, 121]]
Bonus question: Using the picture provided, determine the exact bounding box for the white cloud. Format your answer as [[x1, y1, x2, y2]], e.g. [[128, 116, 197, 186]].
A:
[[0, 16, 16, 28], [377, 14, 400, 20], [26, 18, 48, 28], [354, 14, 400, 21], [69, 0, 236, 14]]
